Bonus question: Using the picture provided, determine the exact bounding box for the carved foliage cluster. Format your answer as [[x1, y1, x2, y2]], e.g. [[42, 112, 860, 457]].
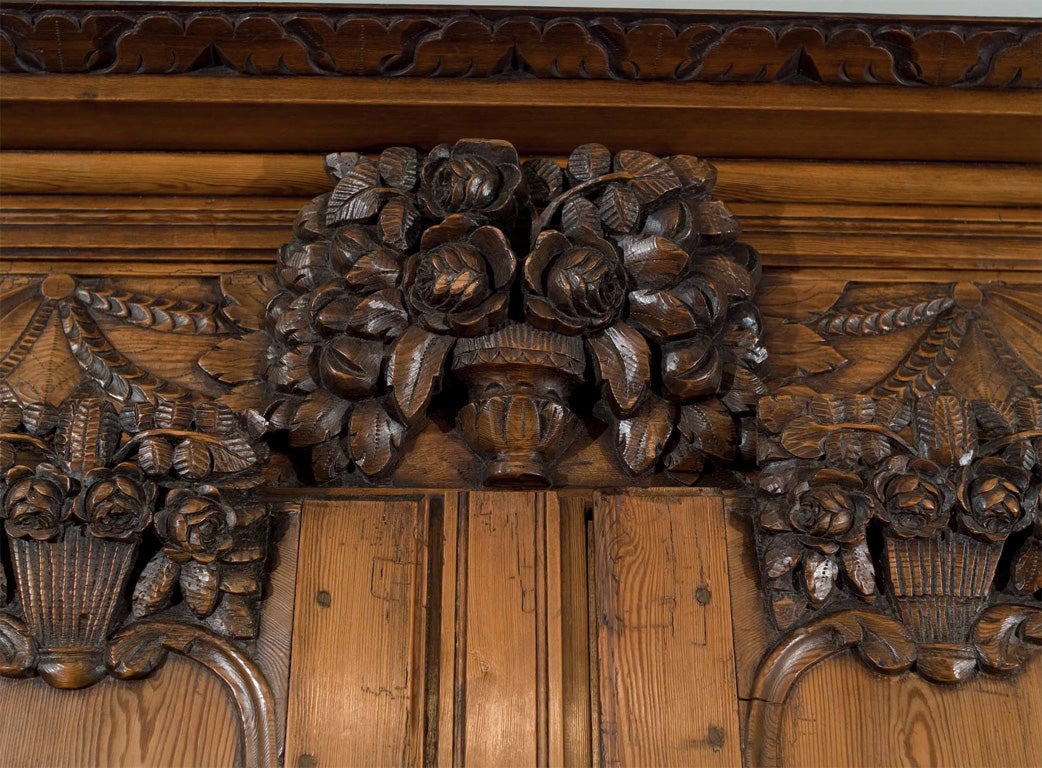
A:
[[251, 140, 765, 485], [755, 393, 1042, 681], [0, 393, 271, 668], [1, 8, 1039, 88]]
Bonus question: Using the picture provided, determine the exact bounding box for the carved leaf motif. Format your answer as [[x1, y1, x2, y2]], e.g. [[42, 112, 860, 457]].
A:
[[346, 288, 409, 339], [57, 398, 121, 474], [1011, 538, 1042, 595], [378, 146, 419, 191], [311, 438, 350, 484], [522, 157, 564, 205], [378, 198, 421, 251], [598, 183, 641, 233], [199, 333, 269, 385], [802, 551, 838, 606], [811, 296, 956, 337], [587, 324, 651, 417], [155, 400, 195, 430], [387, 326, 455, 426], [205, 594, 258, 640], [841, 541, 877, 598], [132, 552, 180, 618], [914, 395, 976, 467], [615, 396, 674, 475], [668, 155, 716, 194], [694, 253, 755, 299], [613, 150, 681, 204], [627, 289, 698, 340], [567, 143, 612, 183], [194, 403, 239, 437], [172, 439, 213, 479], [181, 561, 221, 618], [325, 151, 361, 181], [561, 196, 602, 238], [289, 391, 350, 448], [779, 414, 830, 459], [349, 400, 406, 478], [763, 535, 802, 579], [74, 286, 227, 334], [675, 400, 737, 462], [622, 236, 688, 289], [138, 436, 174, 476], [326, 160, 380, 225], [346, 248, 401, 292], [974, 604, 1042, 674], [218, 270, 278, 331]]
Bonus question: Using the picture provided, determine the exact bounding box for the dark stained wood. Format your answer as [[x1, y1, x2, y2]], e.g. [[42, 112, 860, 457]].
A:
[[2, 76, 1039, 162]]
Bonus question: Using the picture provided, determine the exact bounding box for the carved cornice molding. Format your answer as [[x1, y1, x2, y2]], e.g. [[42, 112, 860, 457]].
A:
[[207, 140, 765, 487], [1, 4, 1039, 88]]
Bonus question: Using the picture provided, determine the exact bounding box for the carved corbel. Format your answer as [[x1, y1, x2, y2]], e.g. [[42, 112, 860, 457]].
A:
[[235, 139, 767, 487]]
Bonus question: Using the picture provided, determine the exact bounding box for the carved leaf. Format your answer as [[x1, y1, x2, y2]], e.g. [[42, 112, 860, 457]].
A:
[[193, 402, 239, 437], [812, 296, 956, 337], [198, 332, 269, 385], [155, 399, 195, 430], [289, 390, 350, 448], [207, 437, 259, 475], [218, 270, 278, 331], [205, 594, 258, 640], [1011, 538, 1042, 595], [567, 143, 612, 183], [841, 542, 877, 598], [378, 197, 421, 251], [668, 155, 716, 194], [802, 551, 838, 606], [613, 149, 681, 204], [387, 327, 455, 427], [914, 395, 976, 467], [598, 184, 641, 233], [345, 248, 401, 292], [137, 436, 173, 476], [56, 398, 121, 474], [587, 324, 651, 417], [378, 146, 419, 191], [346, 288, 409, 339], [694, 253, 755, 299], [325, 151, 361, 181], [560, 196, 602, 238], [74, 286, 227, 334], [132, 552, 180, 618], [181, 561, 221, 618], [349, 400, 406, 478], [627, 289, 698, 340], [974, 604, 1042, 674], [779, 414, 830, 459], [172, 438, 213, 480], [675, 400, 737, 462], [326, 160, 380, 225], [311, 438, 350, 484], [872, 311, 967, 398], [762, 535, 802, 579], [615, 396, 674, 475], [622, 236, 688, 289], [522, 156, 564, 205]]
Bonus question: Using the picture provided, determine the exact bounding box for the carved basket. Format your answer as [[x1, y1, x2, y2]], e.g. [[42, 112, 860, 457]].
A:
[[9, 528, 138, 688], [884, 532, 1002, 680]]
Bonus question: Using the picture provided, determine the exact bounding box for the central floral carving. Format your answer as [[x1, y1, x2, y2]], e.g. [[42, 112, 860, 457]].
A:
[[262, 139, 766, 486]]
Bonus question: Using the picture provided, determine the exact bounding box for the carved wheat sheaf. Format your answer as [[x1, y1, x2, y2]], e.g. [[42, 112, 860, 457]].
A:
[[248, 139, 766, 486]]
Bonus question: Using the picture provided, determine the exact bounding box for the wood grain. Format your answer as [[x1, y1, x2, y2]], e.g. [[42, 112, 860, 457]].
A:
[[780, 654, 1042, 767], [2, 76, 1038, 162], [284, 496, 432, 768], [0, 656, 238, 767], [595, 490, 742, 766]]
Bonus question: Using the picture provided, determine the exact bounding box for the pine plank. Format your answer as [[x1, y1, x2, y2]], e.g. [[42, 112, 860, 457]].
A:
[[595, 490, 742, 766]]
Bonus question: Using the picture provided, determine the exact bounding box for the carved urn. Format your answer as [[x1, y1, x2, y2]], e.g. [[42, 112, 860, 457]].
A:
[[453, 324, 585, 487]]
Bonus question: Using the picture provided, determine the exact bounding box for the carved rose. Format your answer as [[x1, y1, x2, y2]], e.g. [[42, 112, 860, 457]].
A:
[[418, 140, 524, 223], [523, 230, 627, 335], [957, 457, 1036, 543], [1, 463, 73, 541], [780, 468, 872, 548], [873, 456, 954, 539], [404, 215, 516, 336], [76, 463, 156, 541], [155, 487, 237, 564]]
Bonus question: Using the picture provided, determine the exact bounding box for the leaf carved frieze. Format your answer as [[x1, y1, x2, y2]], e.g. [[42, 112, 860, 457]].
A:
[[219, 139, 767, 487]]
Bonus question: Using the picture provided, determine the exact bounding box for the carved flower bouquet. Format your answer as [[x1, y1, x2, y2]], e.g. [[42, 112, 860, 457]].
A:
[[243, 139, 767, 486], [0, 395, 270, 688]]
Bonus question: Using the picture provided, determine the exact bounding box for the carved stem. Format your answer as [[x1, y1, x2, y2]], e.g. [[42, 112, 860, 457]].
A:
[[108, 620, 277, 768], [980, 429, 1042, 455], [530, 171, 633, 243], [744, 609, 915, 768], [0, 433, 50, 451]]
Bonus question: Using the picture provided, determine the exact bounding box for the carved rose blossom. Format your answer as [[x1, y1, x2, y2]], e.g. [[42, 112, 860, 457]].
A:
[[75, 463, 156, 541], [523, 230, 627, 335], [418, 140, 524, 223], [1, 463, 73, 541], [957, 457, 1036, 543], [404, 215, 516, 336], [155, 487, 237, 564], [873, 456, 954, 539]]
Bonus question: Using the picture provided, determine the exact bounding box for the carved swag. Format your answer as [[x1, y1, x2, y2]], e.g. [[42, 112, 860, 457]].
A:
[[243, 139, 766, 486]]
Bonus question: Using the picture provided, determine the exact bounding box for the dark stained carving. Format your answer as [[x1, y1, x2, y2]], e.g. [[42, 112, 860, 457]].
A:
[[1, 5, 1039, 88], [241, 139, 765, 487], [753, 393, 1041, 683]]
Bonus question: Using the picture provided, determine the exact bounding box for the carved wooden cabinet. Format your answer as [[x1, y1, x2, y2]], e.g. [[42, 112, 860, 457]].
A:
[[1, 3, 1040, 766]]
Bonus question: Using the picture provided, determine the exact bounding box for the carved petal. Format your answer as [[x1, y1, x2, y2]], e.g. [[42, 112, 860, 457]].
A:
[[587, 324, 651, 417], [348, 400, 406, 478], [387, 327, 455, 426], [615, 396, 674, 475]]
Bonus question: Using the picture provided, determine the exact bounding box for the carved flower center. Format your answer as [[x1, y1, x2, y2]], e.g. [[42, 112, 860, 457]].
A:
[[433, 157, 502, 211], [546, 247, 625, 319], [790, 488, 853, 535], [415, 244, 491, 312]]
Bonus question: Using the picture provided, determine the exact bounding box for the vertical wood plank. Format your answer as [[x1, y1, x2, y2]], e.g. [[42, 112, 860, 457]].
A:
[[285, 496, 431, 768], [595, 491, 742, 767], [560, 492, 594, 768]]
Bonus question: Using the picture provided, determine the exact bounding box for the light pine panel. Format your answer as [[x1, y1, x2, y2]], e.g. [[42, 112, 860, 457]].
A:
[[780, 654, 1042, 767], [0, 656, 238, 767], [285, 496, 432, 768], [595, 490, 742, 766]]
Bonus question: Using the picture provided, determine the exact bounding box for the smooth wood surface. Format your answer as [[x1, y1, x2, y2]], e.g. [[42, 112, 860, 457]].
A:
[[2, 76, 1039, 161], [595, 490, 742, 767], [0, 656, 238, 767], [780, 654, 1042, 767], [285, 496, 431, 768], [4, 153, 1040, 208]]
